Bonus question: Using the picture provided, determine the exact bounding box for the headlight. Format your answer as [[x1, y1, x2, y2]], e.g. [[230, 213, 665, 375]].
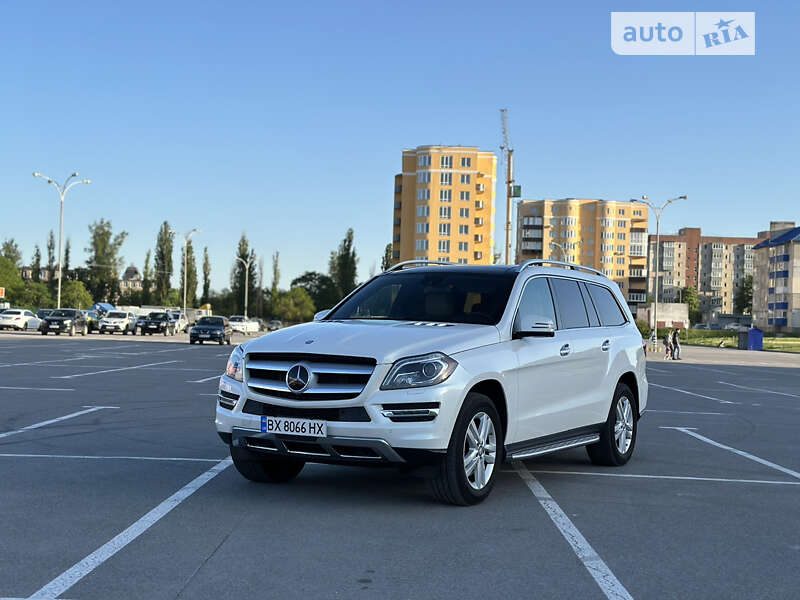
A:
[[380, 352, 458, 390], [64, 320, 72, 325], [225, 346, 244, 382]]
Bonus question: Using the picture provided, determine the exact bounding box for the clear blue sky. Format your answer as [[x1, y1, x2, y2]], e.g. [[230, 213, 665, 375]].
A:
[[2, 0, 797, 291]]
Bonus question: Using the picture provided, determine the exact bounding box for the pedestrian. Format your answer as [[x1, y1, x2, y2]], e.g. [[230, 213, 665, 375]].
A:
[[663, 330, 672, 360], [672, 328, 682, 360]]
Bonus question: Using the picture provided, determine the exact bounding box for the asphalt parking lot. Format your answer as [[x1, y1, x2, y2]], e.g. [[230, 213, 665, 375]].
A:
[[0, 333, 798, 599]]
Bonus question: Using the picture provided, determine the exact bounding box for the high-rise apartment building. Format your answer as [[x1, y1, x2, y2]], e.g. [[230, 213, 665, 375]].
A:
[[647, 228, 761, 317], [515, 198, 649, 307], [753, 221, 800, 332], [393, 146, 496, 265]]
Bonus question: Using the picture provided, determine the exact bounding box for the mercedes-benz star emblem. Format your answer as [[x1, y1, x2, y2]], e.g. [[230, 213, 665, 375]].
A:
[[286, 364, 310, 393]]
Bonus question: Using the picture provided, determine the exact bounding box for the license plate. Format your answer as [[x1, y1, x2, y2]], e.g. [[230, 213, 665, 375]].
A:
[[261, 416, 326, 437], [200, 334, 210, 338], [148, 325, 157, 329]]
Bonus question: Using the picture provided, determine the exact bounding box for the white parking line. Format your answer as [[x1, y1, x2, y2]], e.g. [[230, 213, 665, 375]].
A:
[[52, 360, 180, 379], [662, 427, 800, 481], [650, 382, 739, 405], [647, 409, 728, 415], [0, 386, 75, 392], [646, 366, 670, 373], [0, 356, 99, 368], [518, 469, 800, 486], [186, 375, 220, 383], [0, 406, 118, 439], [718, 380, 800, 398], [26, 458, 232, 600], [513, 462, 633, 600], [0, 453, 221, 463]]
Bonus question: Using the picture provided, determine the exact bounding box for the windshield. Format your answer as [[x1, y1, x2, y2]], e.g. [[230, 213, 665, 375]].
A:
[[51, 310, 76, 318], [327, 270, 517, 325], [4, 310, 21, 315], [229, 316, 244, 322], [107, 312, 127, 318], [197, 317, 224, 326], [149, 312, 168, 320]]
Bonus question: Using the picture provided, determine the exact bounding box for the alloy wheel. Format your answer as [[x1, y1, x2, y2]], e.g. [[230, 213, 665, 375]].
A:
[[463, 412, 497, 490], [614, 396, 634, 454]]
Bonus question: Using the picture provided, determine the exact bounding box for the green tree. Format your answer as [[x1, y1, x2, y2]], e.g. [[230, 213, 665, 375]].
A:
[[0, 256, 24, 300], [142, 250, 153, 305], [201, 247, 211, 305], [63, 238, 71, 278], [61, 280, 93, 309], [273, 287, 315, 323], [682, 286, 701, 324], [381, 243, 393, 271], [291, 271, 341, 310], [18, 282, 54, 309], [118, 289, 143, 306], [31, 246, 42, 283], [231, 234, 257, 315], [180, 239, 198, 308], [1, 238, 22, 267], [328, 228, 358, 295], [734, 274, 754, 315], [166, 288, 181, 307], [46, 230, 56, 283], [154, 222, 174, 305], [85, 219, 128, 303]]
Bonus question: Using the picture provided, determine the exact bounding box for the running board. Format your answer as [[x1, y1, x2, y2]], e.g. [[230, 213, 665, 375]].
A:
[[509, 433, 600, 460]]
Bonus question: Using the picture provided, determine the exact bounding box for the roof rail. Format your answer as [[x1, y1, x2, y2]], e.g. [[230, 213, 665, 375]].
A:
[[385, 260, 456, 273], [519, 259, 606, 278]]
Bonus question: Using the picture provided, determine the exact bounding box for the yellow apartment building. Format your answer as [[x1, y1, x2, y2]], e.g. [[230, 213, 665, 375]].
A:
[[392, 146, 497, 265], [515, 198, 650, 306]]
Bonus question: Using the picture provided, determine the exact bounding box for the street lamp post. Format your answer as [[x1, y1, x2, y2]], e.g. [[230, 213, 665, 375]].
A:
[[32, 172, 91, 309], [235, 256, 254, 318], [631, 195, 687, 350], [549, 240, 582, 263]]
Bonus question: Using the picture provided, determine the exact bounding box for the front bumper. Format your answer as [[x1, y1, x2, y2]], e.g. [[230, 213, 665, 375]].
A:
[[191, 330, 224, 341]]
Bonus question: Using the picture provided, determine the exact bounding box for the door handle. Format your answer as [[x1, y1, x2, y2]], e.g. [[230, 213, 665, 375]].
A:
[[559, 344, 571, 357], [601, 339, 610, 352]]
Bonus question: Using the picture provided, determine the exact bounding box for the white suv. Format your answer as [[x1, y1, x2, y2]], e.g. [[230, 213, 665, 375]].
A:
[[216, 261, 647, 505]]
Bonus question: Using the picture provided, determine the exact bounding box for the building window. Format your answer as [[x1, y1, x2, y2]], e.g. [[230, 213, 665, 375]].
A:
[[617, 232, 626, 240], [415, 240, 429, 251], [474, 234, 483, 243], [601, 218, 613, 227], [438, 256, 450, 262], [459, 224, 469, 234], [440, 155, 453, 169], [460, 191, 470, 201], [474, 217, 484, 226], [617, 220, 626, 227], [438, 240, 450, 253], [460, 174, 471, 185], [440, 172, 452, 186], [616, 245, 625, 253], [416, 205, 430, 217], [439, 223, 451, 236], [417, 189, 430, 201], [633, 209, 643, 216], [460, 157, 471, 168], [418, 154, 431, 167], [474, 251, 483, 260], [439, 206, 451, 219], [602, 232, 614, 240], [459, 208, 470, 218], [458, 241, 469, 252], [618, 209, 625, 215], [439, 189, 452, 202], [417, 172, 431, 184], [415, 223, 429, 234], [458, 258, 468, 264], [616, 257, 625, 265]]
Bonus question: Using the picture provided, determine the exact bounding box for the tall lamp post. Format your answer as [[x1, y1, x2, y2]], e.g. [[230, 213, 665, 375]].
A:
[[631, 195, 687, 350], [32, 172, 91, 309], [549, 240, 582, 263], [235, 256, 254, 318], [176, 229, 201, 320]]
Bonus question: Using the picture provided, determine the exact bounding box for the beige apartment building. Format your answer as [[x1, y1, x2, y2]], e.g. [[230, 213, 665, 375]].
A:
[[392, 146, 496, 265], [753, 221, 800, 332], [515, 198, 649, 306], [647, 228, 761, 317]]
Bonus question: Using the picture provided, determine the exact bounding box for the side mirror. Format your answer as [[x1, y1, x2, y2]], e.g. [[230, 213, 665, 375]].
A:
[[313, 309, 331, 321], [513, 316, 556, 339]]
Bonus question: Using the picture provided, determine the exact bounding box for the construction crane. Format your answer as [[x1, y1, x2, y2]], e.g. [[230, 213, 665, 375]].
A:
[[499, 109, 514, 265]]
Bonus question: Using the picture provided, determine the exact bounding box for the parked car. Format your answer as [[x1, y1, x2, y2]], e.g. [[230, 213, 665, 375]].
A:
[[36, 309, 54, 320], [229, 315, 260, 334], [99, 311, 137, 335], [217, 260, 648, 505], [724, 323, 743, 331], [709, 323, 722, 330], [41, 308, 88, 336], [692, 323, 709, 330], [83, 310, 101, 332], [140, 312, 176, 335], [169, 312, 190, 333], [134, 314, 149, 334], [0, 309, 36, 331], [267, 319, 283, 332], [190, 316, 232, 345]]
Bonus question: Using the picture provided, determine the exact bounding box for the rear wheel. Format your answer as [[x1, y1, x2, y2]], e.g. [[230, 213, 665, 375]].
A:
[[69, 325, 75, 337], [82, 324, 88, 336], [230, 447, 305, 483], [430, 392, 502, 506], [587, 383, 637, 466]]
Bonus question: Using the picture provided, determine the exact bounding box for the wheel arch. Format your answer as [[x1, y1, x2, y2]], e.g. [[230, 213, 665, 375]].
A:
[[466, 379, 508, 438], [617, 371, 640, 416]]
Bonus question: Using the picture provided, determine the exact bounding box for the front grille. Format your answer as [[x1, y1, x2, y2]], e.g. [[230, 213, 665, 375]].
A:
[[245, 353, 376, 401], [242, 399, 370, 422]]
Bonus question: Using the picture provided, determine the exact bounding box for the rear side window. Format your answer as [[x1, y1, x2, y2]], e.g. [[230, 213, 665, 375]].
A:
[[550, 278, 590, 329], [514, 277, 556, 330], [579, 283, 600, 327], [587, 284, 627, 327]]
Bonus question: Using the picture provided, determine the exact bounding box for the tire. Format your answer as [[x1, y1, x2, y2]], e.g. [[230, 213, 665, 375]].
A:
[[122, 329, 127, 335], [219, 338, 224, 345], [198, 340, 203, 345], [82, 324, 88, 336], [586, 383, 638, 467], [230, 447, 305, 483], [226, 337, 232, 345], [430, 392, 502, 506], [69, 325, 75, 337], [41, 330, 47, 336], [190, 340, 195, 345]]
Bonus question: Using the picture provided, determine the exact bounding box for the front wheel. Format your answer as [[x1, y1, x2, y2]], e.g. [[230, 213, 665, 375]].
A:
[[430, 392, 502, 506], [587, 383, 637, 466], [230, 447, 305, 483], [82, 324, 88, 336]]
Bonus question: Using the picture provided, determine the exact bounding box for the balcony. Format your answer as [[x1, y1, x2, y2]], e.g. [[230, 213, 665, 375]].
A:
[[628, 292, 647, 303], [629, 269, 647, 278], [475, 201, 485, 210]]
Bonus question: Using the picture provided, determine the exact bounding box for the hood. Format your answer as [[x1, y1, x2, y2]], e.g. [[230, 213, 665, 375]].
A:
[[241, 320, 500, 364]]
